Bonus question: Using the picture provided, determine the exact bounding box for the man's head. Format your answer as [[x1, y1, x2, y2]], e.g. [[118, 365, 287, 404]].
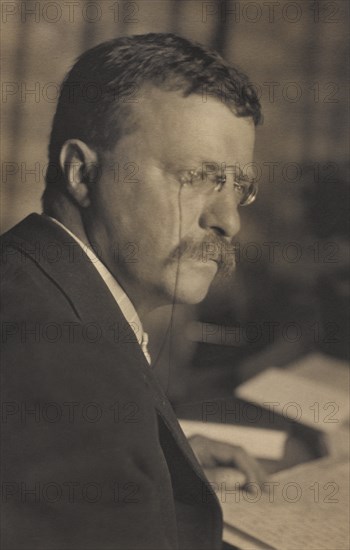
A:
[[43, 33, 262, 314]]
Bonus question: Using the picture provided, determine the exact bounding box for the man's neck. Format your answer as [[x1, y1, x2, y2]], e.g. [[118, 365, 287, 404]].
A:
[[45, 197, 91, 250]]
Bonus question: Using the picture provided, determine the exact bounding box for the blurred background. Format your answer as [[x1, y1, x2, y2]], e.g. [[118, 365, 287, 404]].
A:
[[1, 0, 349, 404]]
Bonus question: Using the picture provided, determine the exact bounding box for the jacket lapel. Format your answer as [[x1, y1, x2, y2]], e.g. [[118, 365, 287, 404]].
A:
[[4, 213, 222, 515]]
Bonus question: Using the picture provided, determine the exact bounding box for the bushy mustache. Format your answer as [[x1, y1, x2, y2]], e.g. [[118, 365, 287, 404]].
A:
[[168, 236, 237, 275]]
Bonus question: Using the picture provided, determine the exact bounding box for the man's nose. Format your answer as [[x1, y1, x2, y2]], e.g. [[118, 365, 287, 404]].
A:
[[199, 191, 241, 239]]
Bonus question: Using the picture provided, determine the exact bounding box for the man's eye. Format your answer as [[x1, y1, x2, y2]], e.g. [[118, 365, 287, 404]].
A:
[[233, 181, 246, 195], [179, 169, 203, 185], [179, 171, 191, 184], [192, 169, 205, 183]]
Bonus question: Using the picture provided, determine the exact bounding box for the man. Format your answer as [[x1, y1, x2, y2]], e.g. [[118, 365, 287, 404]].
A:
[[1, 34, 262, 549]]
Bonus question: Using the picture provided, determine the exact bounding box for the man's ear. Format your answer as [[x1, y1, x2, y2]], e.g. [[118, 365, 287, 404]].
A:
[[59, 139, 99, 208]]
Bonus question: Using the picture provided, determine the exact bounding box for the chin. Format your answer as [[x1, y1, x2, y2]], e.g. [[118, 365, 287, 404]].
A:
[[172, 285, 211, 305], [163, 263, 216, 305]]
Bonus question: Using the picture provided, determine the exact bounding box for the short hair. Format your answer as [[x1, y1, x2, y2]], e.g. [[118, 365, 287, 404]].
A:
[[43, 33, 262, 210]]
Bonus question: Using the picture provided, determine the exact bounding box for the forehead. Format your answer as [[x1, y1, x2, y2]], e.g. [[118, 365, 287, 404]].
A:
[[117, 87, 255, 166]]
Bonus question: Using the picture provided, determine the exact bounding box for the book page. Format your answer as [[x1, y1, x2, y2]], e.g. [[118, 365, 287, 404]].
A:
[[220, 457, 349, 550], [235, 367, 349, 432]]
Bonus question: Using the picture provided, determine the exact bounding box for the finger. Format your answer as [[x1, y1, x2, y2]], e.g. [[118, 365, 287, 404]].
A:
[[188, 435, 268, 487], [230, 449, 267, 487], [204, 439, 267, 487], [203, 466, 245, 491]]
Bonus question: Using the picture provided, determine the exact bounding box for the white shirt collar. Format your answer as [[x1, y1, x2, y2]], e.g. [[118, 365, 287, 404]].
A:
[[48, 216, 151, 364]]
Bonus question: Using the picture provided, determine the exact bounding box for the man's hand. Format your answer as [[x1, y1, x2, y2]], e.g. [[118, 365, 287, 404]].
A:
[[188, 434, 267, 489]]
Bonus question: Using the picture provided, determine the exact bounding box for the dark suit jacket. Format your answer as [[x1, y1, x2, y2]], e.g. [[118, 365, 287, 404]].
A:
[[1, 214, 223, 550]]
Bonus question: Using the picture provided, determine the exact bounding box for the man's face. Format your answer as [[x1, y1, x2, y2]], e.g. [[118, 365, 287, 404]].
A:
[[86, 88, 255, 314]]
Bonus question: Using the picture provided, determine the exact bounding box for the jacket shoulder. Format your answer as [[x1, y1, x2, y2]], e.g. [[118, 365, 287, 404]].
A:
[[1, 217, 81, 322]]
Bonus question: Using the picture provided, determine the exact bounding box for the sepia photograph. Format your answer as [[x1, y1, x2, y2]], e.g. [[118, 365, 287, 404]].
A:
[[1, 1, 349, 549]]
